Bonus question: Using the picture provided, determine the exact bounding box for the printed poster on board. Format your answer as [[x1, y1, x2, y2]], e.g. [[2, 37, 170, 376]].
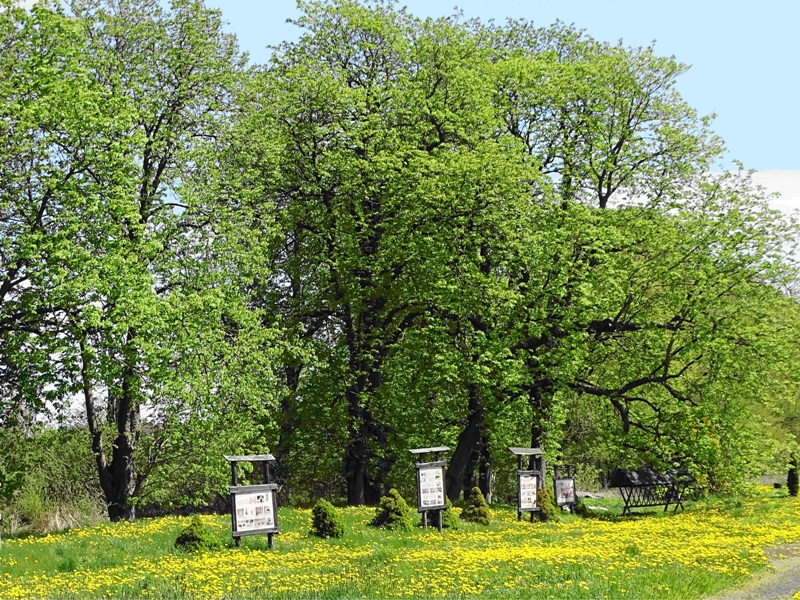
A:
[[418, 465, 446, 509], [234, 489, 276, 532], [519, 473, 538, 510], [555, 478, 576, 505]]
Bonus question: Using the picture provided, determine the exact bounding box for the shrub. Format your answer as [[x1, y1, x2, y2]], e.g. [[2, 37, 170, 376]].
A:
[[537, 485, 560, 522], [174, 516, 219, 552], [442, 497, 460, 529], [370, 489, 412, 532], [311, 499, 345, 538], [1, 426, 105, 534], [573, 496, 591, 518], [15, 483, 51, 526], [460, 487, 490, 525]]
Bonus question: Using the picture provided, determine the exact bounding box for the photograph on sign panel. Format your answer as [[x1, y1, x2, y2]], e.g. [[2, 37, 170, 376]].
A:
[[418, 466, 445, 508], [235, 490, 275, 531], [519, 474, 538, 509], [555, 479, 576, 505]]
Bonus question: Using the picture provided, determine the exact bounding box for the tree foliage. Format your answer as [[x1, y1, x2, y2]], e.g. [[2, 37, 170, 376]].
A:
[[2, 0, 799, 521], [0, 0, 280, 520]]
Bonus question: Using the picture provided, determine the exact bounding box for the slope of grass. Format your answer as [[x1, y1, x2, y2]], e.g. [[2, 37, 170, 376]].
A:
[[0, 487, 797, 599]]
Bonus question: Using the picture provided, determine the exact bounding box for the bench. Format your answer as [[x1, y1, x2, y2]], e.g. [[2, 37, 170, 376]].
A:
[[609, 467, 695, 516]]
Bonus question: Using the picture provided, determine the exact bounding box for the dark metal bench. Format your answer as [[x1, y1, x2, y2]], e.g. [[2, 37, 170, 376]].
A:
[[609, 467, 695, 516]]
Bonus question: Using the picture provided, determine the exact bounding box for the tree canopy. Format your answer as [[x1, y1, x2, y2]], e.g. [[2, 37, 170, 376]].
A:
[[1, 0, 798, 517]]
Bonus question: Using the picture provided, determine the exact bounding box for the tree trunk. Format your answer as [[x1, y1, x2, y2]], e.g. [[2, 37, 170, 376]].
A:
[[81, 339, 140, 521], [343, 375, 385, 505], [274, 363, 302, 491], [366, 419, 394, 504], [461, 436, 481, 495], [341, 299, 393, 505], [530, 419, 544, 452], [528, 379, 553, 450], [344, 437, 368, 505], [789, 454, 799, 497], [478, 434, 492, 503], [446, 383, 484, 502], [105, 361, 140, 521], [81, 339, 112, 501]]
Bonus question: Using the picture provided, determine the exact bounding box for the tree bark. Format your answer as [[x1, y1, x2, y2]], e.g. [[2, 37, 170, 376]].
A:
[[274, 363, 302, 491], [105, 359, 140, 521], [340, 292, 398, 505], [81, 339, 112, 502], [343, 368, 385, 505], [528, 379, 553, 450], [789, 454, 798, 497], [81, 334, 141, 522], [343, 404, 369, 505], [478, 433, 493, 503], [446, 383, 484, 502]]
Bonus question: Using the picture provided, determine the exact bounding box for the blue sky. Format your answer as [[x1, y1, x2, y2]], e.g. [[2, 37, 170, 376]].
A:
[[206, 0, 799, 174]]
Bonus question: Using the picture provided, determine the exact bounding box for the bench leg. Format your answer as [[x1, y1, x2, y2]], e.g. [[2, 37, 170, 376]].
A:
[[620, 488, 633, 516]]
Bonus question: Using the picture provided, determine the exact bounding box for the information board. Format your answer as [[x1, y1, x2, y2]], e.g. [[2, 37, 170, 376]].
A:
[[230, 484, 280, 536], [518, 472, 539, 511], [555, 478, 576, 506], [416, 463, 447, 511]]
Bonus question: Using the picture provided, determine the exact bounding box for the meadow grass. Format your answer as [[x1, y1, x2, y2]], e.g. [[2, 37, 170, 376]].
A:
[[1, 487, 798, 599]]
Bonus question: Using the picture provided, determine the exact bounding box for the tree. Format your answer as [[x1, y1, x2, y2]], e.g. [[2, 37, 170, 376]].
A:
[[220, 0, 535, 504], [0, 0, 273, 520], [8, 0, 795, 515], [477, 20, 799, 486], [0, 1, 119, 426], [209, 0, 800, 502]]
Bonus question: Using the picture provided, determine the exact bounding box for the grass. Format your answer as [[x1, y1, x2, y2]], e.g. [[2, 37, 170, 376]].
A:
[[0, 486, 798, 599]]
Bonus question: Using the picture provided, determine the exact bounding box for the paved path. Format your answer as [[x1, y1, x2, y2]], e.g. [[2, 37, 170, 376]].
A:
[[710, 544, 800, 600]]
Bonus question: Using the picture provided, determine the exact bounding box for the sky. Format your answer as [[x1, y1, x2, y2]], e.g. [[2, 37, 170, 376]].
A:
[[204, 0, 800, 212]]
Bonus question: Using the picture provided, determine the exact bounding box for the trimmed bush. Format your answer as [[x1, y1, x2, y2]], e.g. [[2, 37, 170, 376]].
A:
[[370, 489, 413, 532], [174, 516, 219, 552], [460, 487, 490, 525], [537, 485, 560, 522], [311, 499, 345, 538]]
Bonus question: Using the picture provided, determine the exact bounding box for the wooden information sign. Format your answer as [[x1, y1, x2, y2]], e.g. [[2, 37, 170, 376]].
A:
[[553, 464, 577, 510], [410, 446, 450, 532], [225, 454, 281, 548], [509, 447, 545, 521]]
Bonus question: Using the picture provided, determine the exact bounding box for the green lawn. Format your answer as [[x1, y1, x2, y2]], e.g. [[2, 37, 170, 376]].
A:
[[0, 487, 797, 599]]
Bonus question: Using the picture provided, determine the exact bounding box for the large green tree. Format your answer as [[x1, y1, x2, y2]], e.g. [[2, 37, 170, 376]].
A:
[[6, 0, 797, 514], [206, 0, 799, 502], [210, 0, 539, 504], [0, 0, 277, 520], [0, 1, 133, 426], [473, 21, 798, 487]]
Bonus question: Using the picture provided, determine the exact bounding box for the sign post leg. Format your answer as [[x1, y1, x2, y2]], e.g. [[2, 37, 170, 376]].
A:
[[437, 509, 442, 532], [231, 462, 239, 547], [268, 533, 274, 550], [422, 511, 428, 530]]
